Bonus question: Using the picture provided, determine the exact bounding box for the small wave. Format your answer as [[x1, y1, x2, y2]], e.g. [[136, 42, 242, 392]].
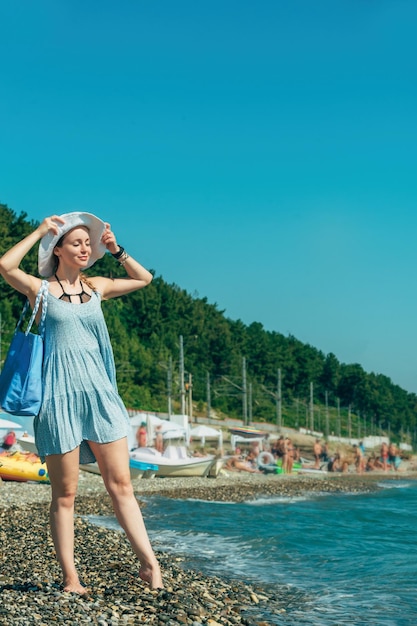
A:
[[245, 490, 336, 506], [85, 514, 122, 532], [183, 497, 237, 505], [377, 481, 413, 489], [247, 495, 309, 505]]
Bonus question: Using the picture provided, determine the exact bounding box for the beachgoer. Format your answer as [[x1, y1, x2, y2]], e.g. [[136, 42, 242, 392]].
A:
[[353, 444, 365, 474], [0, 212, 163, 594], [154, 425, 164, 453], [224, 455, 261, 473], [283, 437, 294, 474], [293, 444, 301, 462], [276, 436, 286, 459], [388, 442, 401, 471], [327, 452, 341, 472], [250, 440, 260, 458], [320, 441, 329, 463], [313, 439, 322, 469], [136, 422, 147, 448], [380, 442, 389, 471], [1, 431, 17, 450], [280, 437, 289, 472], [270, 439, 278, 458], [366, 453, 383, 471]]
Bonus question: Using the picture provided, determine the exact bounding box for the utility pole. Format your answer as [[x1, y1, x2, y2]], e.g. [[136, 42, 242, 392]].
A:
[[277, 368, 282, 431], [242, 357, 248, 426], [325, 390, 329, 439], [188, 372, 193, 422], [167, 355, 173, 418], [206, 372, 211, 420], [179, 335, 185, 415], [337, 397, 341, 437], [309, 382, 314, 432], [348, 404, 352, 439], [248, 382, 252, 425]]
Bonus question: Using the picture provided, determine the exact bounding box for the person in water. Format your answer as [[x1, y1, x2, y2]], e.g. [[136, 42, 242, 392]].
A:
[[0, 212, 163, 594]]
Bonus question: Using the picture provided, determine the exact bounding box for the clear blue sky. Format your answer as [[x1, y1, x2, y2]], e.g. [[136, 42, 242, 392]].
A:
[[2, 1, 417, 392]]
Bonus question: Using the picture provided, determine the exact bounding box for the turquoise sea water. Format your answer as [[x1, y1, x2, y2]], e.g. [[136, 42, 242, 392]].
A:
[[89, 479, 417, 625]]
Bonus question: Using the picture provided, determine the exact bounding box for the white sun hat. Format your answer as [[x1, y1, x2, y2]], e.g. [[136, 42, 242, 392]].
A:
[[38, 212, 107, 277]]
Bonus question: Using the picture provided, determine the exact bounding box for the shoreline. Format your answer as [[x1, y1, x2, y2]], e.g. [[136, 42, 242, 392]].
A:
[[2, 467, 415, 511], [1, 471, 416, 625]]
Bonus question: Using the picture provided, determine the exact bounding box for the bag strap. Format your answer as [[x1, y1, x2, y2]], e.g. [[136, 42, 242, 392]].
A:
[[16, 280, 49, 338]]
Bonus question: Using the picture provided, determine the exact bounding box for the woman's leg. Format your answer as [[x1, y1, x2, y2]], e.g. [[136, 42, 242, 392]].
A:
[[88, 438, 163, 589], [46, 448, 86, 594]]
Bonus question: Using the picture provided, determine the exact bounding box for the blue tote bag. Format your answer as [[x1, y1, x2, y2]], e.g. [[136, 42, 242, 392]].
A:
[[0, 281, 48, 416]]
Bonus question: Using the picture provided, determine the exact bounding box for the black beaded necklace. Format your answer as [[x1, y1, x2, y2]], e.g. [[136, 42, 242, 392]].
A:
[[54, 274, 91, 303]]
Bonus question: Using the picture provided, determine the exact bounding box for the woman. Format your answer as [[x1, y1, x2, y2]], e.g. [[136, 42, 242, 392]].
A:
[[136, 422, 147, 448], [0, 212, 162, 594], [380, 441, 389, 471], [154, 425, 164, 453]]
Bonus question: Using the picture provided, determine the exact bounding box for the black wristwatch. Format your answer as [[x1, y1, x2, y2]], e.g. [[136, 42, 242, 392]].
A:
[[111, 246, 124, 259]]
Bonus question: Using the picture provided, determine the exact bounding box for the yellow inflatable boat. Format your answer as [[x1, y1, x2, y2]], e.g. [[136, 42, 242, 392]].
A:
[[0, 451, 49, 483]]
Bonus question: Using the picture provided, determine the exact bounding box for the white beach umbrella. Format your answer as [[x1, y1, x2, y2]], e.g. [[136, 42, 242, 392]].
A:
[[130, 413, 164, 427], [160, 422, 187, 440], [230, 434, 264, 450], [129, 414, 187, 446], [190, 425, 223, 447]]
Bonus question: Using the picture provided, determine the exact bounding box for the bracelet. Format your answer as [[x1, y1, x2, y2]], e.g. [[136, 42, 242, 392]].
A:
[[111, 246, 125, 259], [118, 251, 130, 266]]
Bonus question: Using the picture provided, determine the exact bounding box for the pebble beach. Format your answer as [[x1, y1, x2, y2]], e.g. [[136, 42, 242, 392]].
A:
[[1, 470, 415, 626]]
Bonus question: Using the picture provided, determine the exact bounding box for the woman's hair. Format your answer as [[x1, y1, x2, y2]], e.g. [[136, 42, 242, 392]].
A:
[[52, 232, 66, 274], [53, 228, 97, 291]]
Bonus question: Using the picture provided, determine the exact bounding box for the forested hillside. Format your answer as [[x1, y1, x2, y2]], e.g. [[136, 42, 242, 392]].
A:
[[1, 204, 416, 445]]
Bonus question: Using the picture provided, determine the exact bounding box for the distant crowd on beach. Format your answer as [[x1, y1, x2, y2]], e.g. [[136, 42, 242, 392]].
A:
[[312, 438, 404, 474], [222, 434, 406, 475], [1, 426, 408, 477], [224, 435, 304, 474]]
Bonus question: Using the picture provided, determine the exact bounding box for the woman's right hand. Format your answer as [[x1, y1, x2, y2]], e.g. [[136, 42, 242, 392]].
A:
[[0, 215, 64, 296], [36, 215, 66, 238]]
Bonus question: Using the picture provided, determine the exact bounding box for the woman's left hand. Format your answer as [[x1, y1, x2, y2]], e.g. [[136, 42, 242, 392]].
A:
[[101, 223, 119, 255]]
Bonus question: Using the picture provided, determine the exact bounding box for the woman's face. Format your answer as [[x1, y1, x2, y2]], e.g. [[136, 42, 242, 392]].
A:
[[54, 226, 91, 271]]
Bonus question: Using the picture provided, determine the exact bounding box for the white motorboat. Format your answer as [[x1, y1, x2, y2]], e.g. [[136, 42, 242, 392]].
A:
[[18, 434, 159, 480], [130, 445, 216, 478], [17, 433, 38, 454], [79, 458, 159, 480]]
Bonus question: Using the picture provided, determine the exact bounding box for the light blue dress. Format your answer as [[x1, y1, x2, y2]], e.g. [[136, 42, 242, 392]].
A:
[[34, 285, 130, 464]]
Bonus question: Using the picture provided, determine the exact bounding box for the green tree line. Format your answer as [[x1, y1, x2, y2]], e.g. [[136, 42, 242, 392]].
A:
[[1, 204, 416, 443]]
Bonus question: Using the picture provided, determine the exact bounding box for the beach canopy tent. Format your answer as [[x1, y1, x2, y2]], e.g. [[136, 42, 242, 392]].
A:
[[190, 425, 223, 448], [161, 421, 188, 441], [230, 434, 265, 450], [228, 426, 269, 452], [130, 413, 188, 447]]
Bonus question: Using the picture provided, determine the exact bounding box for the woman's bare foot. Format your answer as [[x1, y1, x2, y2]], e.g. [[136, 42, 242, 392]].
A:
[[139, 562, 163, 590], [63, 578, 89, 595]]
